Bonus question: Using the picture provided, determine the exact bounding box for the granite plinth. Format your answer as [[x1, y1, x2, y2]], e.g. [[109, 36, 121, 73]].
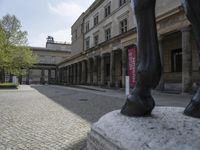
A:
[[87, 107, 200, 150]]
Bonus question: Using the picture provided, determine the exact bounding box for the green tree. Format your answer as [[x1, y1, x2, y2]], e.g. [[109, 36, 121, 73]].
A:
[[0, 14, 37, 82]]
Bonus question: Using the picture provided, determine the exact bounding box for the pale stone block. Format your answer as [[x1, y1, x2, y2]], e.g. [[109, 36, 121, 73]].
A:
[[87, 107, 200, 150]]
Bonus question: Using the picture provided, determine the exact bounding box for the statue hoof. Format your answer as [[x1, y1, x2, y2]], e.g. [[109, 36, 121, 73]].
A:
[[184, 101, 200, 118], [121, 93, 155, 117]]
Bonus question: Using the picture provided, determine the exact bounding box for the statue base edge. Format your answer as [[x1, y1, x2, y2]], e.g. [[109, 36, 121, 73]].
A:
[[87, 107, 200, 150]]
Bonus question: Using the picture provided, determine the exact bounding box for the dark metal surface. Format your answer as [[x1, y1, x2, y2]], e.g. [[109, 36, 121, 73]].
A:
[[182, 0, 200, 118], [121, 0, 200, 118], [121, 0, 161, 116]]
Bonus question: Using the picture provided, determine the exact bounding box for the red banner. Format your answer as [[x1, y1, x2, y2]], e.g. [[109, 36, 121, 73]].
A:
[[128, 47, 137, 88]]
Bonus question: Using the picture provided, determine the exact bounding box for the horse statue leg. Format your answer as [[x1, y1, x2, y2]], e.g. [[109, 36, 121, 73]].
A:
[[181, 0, 200, 118], [121, 0, 162, 116]]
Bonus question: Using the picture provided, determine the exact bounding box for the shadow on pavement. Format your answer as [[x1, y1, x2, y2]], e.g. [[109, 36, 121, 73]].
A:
[[31, 85, 125, 149], [31, 85, 124, 123]]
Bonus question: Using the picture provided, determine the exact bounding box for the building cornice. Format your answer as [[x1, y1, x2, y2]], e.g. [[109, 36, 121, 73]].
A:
[[57, 53, 83, 66], [58, 27, 137, 67], [156, 5, 183, 22], [84, 0, 105, 19], [31, 47, 71, 53]]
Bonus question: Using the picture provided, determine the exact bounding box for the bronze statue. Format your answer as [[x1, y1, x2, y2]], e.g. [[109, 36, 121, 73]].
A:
[[182, 0, 200, 118], [121, 0, 200, 118]]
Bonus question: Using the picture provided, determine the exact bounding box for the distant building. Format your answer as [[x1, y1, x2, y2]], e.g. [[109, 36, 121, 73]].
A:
[[21, 37, 71, 84], [57, 0, 199, 93]]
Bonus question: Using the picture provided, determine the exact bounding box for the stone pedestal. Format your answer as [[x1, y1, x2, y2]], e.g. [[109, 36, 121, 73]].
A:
[[87, 107, 200, 150]]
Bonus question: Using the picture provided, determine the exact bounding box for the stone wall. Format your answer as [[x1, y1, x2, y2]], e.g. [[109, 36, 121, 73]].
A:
[[71, 13, 85, 56]]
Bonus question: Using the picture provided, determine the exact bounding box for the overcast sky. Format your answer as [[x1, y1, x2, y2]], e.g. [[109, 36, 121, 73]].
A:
[[0, 0, 94, 47]]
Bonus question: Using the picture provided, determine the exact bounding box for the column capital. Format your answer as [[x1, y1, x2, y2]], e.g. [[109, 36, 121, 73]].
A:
[[93, 56, 97, 61], [101, 53, 105, 58], [158, 34, 164, 41], [181, 26, 192, 33]]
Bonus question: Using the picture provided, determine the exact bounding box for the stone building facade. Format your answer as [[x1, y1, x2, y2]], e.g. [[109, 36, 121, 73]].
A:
[[71, 13, 85, 56], [21, 38, 71, 84], [57, 0, 199, 93]]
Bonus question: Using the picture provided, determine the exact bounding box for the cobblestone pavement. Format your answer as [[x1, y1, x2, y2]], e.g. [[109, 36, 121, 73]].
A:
[[0, 85, 192, 150], [0, 85, 124, 150]]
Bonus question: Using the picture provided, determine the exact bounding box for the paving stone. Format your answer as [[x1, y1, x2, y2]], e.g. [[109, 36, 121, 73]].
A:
[[0, 85, 124, 149], [0, 85, 192, 149]]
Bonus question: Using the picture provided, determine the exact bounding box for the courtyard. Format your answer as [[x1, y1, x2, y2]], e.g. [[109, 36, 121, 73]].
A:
[[0, 85, 192, 150]]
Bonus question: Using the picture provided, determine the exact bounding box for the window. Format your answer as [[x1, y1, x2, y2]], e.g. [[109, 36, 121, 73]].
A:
[[85, 37, 90, 49], [94, 15, 99, 26], [94, 35, 99, 46], [119, 0, 127, 7], [86, 21, 90, 32], [105, 3, 111, 18], [51, 56, 56, 64], [171, 49, 182, 72], [105, 28, 111, 40], [120, 19, 128, 33], [39, 55, 45, 63]]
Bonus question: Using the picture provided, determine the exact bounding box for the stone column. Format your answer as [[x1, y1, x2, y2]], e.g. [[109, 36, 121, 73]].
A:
[[93, 57, 98, 85], [67, 66, 70, 84], [182, 27, 192, 93], [71, 65, 73, 84], [41, 69, 45, 84], [79, 62, 82, 84], [76, 63, 80, 84], [74, 64, 77, 84], [48, 69, 51, 84], [55, 68, 59, 84], [68, 66, 70, 84], [69, 65, 72, 84], [66, 66, 68, 84], [61, 69, 64, 84], [57, 69, 60, 84], [121, 48, 127, 88], [110, 51, 115, 87], [26, 69, 30, 85], [87, 59, 91, 85], [70, 66, 72, 84], [96, 56, 100, 85], [67, 66, 69, 84], [75, 64, 78, 84], [81, 60, 86, 84], [65, 67, 67, 84], [157, 35, 165, 91], [60, 68, 63, 84], [72, 64, 75, 84], [101, 55, 105, 86]]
